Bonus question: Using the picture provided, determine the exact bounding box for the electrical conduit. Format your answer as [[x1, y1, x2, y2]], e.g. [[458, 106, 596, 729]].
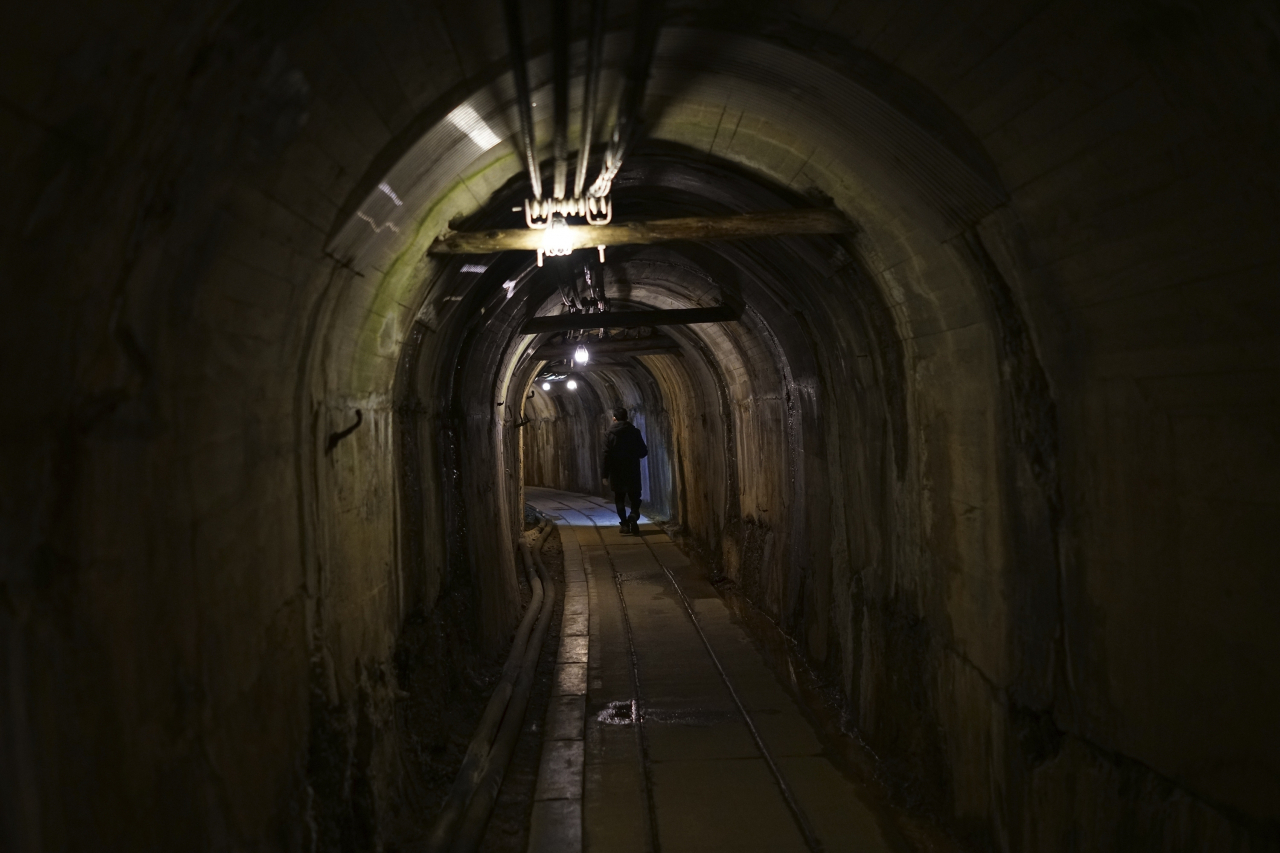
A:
[[426, 518, 558, 853]]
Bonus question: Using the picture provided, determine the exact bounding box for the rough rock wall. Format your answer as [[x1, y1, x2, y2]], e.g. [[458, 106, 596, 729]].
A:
[[4, 4, 322, 847], [0, 0, 525, 848]]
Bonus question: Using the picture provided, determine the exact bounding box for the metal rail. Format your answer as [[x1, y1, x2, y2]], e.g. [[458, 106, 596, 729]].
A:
[[577, 498, 826, 853], [640, 537, 825, 853], [595, 518, 663, 853]]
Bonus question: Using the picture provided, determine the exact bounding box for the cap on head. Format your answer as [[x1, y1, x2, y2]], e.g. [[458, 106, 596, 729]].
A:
[[612, 406, 629, 421]]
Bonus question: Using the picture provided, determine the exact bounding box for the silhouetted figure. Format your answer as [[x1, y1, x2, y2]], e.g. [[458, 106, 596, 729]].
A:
[[601, 406, 648, 535]]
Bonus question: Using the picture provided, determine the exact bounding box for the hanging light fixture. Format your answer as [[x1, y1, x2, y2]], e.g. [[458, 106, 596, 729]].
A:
[[541, 381, 551, 391], [536, 214, 574, 266], [574, 344, 589, 364], [566, 379, 578, 390]]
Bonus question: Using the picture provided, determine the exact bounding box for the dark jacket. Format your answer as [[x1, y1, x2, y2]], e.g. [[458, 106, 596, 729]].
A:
[[601, 420, 648, 491]]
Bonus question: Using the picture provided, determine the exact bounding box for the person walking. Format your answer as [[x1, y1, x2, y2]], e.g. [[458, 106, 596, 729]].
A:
[[601, 407, 648, 535]]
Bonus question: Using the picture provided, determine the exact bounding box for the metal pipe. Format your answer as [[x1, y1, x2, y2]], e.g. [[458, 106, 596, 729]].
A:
[[574, 0, 608, 199], [502, 0, 542, 199], [551, 0, 571, 199], [590, 0, 665, 198], [450, 533, 557, 853], [423, 532, 547, 853]]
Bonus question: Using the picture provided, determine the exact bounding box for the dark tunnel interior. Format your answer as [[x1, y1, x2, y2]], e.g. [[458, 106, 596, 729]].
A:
[[2, 1, 1279, 851]]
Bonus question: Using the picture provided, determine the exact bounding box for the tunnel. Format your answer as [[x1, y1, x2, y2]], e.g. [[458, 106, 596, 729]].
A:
[[2, 0, 1279, 850]]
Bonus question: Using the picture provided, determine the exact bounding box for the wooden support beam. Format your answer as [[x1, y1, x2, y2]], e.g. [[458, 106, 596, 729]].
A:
[[531, 339, 683, 360], [429, 209, 852, 255], [558, 361, 647, 372], [521, 306, 735, 334]]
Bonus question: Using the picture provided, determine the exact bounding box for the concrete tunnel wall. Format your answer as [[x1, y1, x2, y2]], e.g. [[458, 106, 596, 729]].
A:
[[2, 1, 1278, 851]]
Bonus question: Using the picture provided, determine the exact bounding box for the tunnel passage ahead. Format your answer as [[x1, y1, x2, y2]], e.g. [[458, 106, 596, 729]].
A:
[[3, 2, 1279, 852], [525, 488, 909, 853]]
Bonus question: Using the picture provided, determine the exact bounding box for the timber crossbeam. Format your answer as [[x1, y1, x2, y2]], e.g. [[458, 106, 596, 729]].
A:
[[521, 307, 735, 334], [429, 209, 852, 255]]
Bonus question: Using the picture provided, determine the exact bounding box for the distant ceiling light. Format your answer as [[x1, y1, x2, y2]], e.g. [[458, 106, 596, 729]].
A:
[[460, 263, 487, 273], [574, 344, 589, 364], [541, 381, 551, 391], [566, 379, 578, 390], [446, 103, 502, 150]]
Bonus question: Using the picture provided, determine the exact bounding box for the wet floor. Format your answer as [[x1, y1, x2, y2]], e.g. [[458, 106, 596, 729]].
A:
[[524, 488, 922, 853]]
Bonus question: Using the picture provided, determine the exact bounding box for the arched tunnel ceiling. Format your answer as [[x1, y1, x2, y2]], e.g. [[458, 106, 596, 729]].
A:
[[421, 145, 889, 474], [326, 26, 1007, 285]]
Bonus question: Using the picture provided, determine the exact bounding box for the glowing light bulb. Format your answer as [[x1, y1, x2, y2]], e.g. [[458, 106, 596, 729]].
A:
[[574, 345, 589, 364], [541, 382, 551, 391], [567, 379, 578, 390], [536, 215, 574, 266]]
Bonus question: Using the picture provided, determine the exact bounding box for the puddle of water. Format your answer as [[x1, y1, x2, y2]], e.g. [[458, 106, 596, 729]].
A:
[[644, 707, 731, 727], [597, 698, 733, 728], [614, 571, 663, 583], [598, 699, 637, 726]]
